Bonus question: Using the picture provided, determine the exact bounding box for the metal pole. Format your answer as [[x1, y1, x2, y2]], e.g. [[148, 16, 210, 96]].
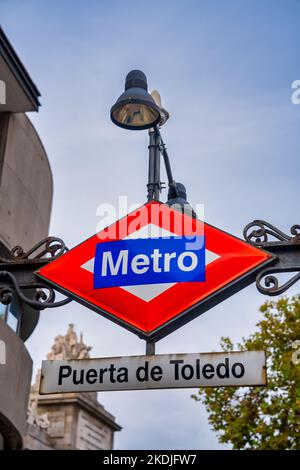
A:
[[153, 130, 161, 200], [147, 128, 161, 201], [146, 339, 155, 355], [154, 125, 179, 196], [147, 129, 156, 201]]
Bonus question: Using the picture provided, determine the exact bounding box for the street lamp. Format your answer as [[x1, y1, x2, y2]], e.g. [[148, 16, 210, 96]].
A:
[[110, 70, 161, 130], [110, 69, 195, 216]]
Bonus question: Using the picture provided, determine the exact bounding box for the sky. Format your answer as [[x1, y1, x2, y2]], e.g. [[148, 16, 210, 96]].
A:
[[1, 0, 300, 450]]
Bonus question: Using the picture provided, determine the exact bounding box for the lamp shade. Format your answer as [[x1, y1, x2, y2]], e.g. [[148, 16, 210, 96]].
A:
[[166, 182, 197, 218], [110, 70, 161, 130]]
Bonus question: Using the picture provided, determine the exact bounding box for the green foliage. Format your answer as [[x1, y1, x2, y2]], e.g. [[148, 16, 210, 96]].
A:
[[192, 296, 300, 449]]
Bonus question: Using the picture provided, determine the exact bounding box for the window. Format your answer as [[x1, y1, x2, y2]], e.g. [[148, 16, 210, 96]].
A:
[[0, 303, 6, 322], [0, 431, 5, 450], [0, 296, 22, 334]]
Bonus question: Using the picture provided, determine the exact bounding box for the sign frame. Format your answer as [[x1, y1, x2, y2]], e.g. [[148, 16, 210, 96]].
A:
[[40, 351, 267, 394]]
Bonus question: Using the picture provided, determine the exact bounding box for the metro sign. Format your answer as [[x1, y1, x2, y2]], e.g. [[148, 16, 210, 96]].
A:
[[36, 201, 274, 341]]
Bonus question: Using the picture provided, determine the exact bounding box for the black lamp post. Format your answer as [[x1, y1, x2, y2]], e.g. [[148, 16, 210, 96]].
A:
[[110, 69, 196, 215]]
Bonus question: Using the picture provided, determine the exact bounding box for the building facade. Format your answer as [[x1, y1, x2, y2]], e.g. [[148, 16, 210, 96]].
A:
[[0, 26, 53, 449], [24, 325, 121, 450]]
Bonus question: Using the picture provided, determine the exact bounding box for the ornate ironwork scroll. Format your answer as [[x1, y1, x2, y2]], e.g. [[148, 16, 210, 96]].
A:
[[0, 237, 72, 309], [0, 271, 72, 309], [0, 236, 68, 263], [243, 220, 300, 246], [255, 267, 300, 296], [243, 221, 300, 296]]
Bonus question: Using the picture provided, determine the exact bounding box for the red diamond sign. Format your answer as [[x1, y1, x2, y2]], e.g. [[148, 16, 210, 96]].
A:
[[36, 201, 274, 340]]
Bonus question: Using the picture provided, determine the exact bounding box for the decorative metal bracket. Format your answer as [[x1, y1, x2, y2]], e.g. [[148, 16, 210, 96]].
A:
[[1, 222, 299, 314], [243, 221, 300, 296], [0, 237, 72, 310]]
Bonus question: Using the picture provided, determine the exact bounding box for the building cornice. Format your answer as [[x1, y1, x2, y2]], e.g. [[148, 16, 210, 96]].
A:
[[0, 26, 41, 111]]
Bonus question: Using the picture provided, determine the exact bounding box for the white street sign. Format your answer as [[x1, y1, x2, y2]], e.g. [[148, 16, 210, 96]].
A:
[[40, 351, 266, 394]]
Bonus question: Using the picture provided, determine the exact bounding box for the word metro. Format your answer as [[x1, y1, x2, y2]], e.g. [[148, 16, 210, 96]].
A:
[[93, 236, 205, 288]]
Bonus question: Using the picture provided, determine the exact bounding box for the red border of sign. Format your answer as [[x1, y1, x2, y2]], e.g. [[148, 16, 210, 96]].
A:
[[36, 201, 276, 341]]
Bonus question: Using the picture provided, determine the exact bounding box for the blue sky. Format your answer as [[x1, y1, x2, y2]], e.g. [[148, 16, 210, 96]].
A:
[[1, 0, 300, 449]]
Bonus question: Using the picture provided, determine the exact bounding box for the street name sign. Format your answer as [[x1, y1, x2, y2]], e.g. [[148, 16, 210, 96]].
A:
[[36, 201, 274, 340], [40, 351, 266, 394]]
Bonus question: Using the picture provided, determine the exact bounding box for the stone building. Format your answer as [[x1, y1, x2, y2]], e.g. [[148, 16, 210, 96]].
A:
[[0, 26, 53, 449], [24, 325, 121, 450]]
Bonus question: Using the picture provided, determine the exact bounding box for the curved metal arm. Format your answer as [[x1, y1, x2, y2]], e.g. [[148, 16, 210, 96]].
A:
[[0, 270, 72, 310], [255, 266, 300, 296], [243, 220, 300, 296], [0, 237, 68, 263], [0, 237, 72, 310], [243, 220, 300, 246]]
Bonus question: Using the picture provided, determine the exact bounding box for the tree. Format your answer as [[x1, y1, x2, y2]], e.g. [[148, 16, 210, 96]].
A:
[[192, 296, 300, 449]]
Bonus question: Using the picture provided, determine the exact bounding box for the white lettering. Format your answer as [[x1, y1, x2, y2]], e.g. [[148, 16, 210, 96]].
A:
[[292, 340, 300, 365], [177, 252, 198, 271], [0, 340, 6, 365], [164, 252, 177, 272], [291, 80, 300, 105], [101, 250, 128, 276], [99, 248, 199, 277], [150, 249, 162, 273], [131, 254, 149, 274], [0, 80, 6, 105]]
